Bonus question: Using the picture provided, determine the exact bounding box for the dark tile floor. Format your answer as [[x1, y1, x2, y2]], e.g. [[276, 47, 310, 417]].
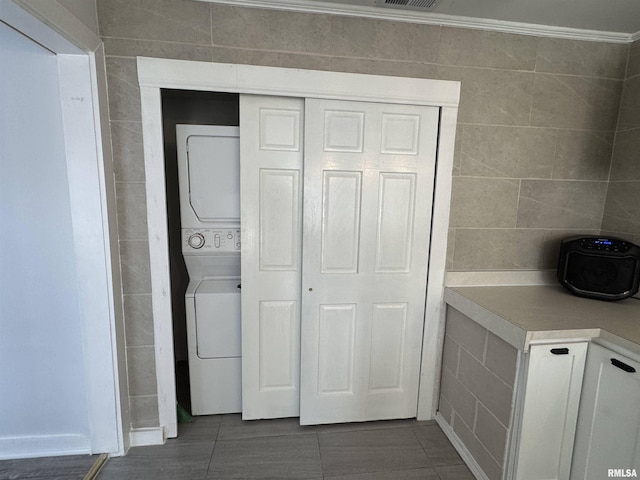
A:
[[100, 415, 474, 479], [0, 453, 97, 480], [0, 415, 475, 480]]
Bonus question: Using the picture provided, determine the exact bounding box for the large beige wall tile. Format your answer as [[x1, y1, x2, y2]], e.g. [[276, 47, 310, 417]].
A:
[[474, 403, 508, 463], [226, 48, 334, 71], [119, 240, 152, 294], [327, 15, 378, 59], [438, 396, 454, 426], [116, 182, 148, 240], [98, 0, 211, 44], [452, 414, 503, 480], [129, 395, 159, 428], [329, 16, 441, 63], [531, 74, 622, 130], [484, 333, 517, 387], [59, 0, 99, 35], [103, 37, 212, 62], [437, 66, 534, 126], [123, 294, 154, 347], [110, 121, 145, 182], [544, 228, 600, 259], [439, 367, 476, 428], [517, 180, 607, 229], [457, 350, 512, 426], [126, 346, 158, 396], [210, 4, 331, 55], [535, 38, 628, 79], [602, 231, 640, 245], [105, 57, 141, 122], [602, 181, 640, 234], [452, 229, 553, 270], [458, 125, 555, 178], [450, 177, 519, 228], [552, 130, 613, 180], [610, 127, 640, 181], [329, 57, 437, 79], [617, 76, 640, 130], [441, 331, 460, 375], [627, 40, 640, 79], [452, 124, 462, 177], [445, 307, 487, 361], [438, 28, 536, 70]]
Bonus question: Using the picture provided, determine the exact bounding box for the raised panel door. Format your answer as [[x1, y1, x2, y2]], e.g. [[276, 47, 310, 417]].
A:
[[240, 95, 304, 419], [300, 98, 439, 425]]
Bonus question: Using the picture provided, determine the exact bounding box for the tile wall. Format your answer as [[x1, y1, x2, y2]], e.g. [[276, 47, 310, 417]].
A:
[[96, 0, 632, 428], [439, 307, 518, 480], [602, 39, 640, 245]]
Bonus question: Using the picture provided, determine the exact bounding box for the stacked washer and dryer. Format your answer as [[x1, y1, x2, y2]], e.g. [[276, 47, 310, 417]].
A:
[[176, 124, 242, 415]]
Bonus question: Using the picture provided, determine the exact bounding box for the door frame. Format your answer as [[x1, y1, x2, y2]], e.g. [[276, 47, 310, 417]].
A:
[[138, 57, 460, 438], [1, 0, 128, 456]]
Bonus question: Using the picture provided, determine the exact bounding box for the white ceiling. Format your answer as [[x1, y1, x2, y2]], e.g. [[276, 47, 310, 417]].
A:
[[201, 0, 640, 42]]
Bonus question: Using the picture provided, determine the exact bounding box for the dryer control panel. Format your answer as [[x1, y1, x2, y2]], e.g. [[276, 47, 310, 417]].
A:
[[183, 228, 241, 253]]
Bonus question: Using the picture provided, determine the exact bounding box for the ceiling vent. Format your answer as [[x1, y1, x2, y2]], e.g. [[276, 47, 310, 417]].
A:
[[376, 0, 437, 10]]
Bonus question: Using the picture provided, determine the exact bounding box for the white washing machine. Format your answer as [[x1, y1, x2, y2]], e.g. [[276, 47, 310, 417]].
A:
[[177, 124, 242, 415]]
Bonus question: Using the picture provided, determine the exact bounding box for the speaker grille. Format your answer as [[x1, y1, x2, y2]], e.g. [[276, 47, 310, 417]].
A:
[[565, 252, 637, 295]]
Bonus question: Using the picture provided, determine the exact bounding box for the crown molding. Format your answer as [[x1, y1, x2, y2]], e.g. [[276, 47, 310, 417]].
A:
[[197, 0, 636, 44]]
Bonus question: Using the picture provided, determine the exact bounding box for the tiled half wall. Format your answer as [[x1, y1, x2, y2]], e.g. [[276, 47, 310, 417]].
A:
[[439, 307, 518, 480]]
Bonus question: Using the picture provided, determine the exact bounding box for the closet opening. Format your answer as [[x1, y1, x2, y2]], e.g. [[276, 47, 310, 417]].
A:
[[160, 89, 239, 416], [138, 59, 459, 438]]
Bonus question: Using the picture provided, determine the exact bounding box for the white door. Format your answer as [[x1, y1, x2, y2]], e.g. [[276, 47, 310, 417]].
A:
[[516, 342, 588, 480], [300, 98, 439, 425], [240, 95, 304, 419], [571, 343, 640, 479]]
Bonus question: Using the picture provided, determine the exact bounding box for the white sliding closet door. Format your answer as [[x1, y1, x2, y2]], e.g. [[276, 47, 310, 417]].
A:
[[300, 99, 439, 425], [240, 95, 304, 419]]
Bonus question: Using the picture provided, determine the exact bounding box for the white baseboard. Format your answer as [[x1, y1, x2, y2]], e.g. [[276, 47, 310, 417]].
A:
[[435, 413, 490, 480], [129, 427, 165, 447], [0, 434, 91, 460]]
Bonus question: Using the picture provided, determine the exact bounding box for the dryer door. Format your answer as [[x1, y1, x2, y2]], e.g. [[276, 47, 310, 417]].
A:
[[194, 279, 242, 359], [176, 124, 240, 228]]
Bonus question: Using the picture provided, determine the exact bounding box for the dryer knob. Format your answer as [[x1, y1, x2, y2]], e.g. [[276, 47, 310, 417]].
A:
[[188, 233, 205, 249]]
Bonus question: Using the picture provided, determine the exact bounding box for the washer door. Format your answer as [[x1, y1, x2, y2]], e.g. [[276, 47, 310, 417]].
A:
[[194, 279, 241, 359]]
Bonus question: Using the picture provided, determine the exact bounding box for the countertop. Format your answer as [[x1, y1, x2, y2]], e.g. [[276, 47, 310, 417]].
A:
[[444, 284, 640, 357]]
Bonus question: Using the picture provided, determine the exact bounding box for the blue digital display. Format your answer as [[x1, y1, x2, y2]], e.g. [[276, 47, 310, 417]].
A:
[[595, 239, 612, 245]]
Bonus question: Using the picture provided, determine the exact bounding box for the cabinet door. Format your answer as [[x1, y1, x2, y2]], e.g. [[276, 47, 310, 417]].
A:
[[299, 99, 439, 425], [571, 343, 640, 479], [240, 95, 304, 419], [515, 342, 588, 480]]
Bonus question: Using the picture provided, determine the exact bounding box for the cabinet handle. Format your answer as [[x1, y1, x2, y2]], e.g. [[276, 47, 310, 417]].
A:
[[611, 358, 636, 373], [551, 348, 569, 355]]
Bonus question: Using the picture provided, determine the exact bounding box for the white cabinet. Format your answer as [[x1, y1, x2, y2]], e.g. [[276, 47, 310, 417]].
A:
[[515, 342, 588, 480], [571, 343, 640, 479]]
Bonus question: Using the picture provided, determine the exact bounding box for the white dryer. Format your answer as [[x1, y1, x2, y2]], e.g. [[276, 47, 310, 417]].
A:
[[177, 124, 242, 415]]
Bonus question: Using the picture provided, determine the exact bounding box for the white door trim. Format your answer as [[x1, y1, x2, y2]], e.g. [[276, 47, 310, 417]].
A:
[[1, 0, 128, 456], [138, 57, 460, 437]]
